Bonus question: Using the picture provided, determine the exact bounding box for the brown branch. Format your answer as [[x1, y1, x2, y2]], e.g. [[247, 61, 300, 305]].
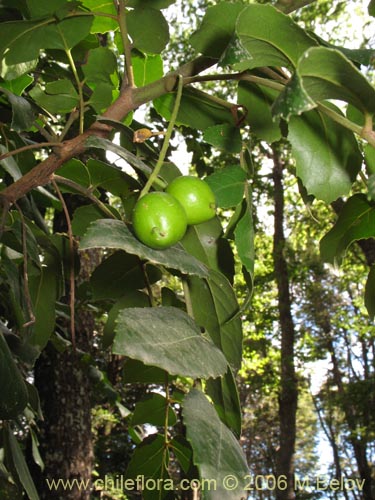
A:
[[0, 56, 217, 207]]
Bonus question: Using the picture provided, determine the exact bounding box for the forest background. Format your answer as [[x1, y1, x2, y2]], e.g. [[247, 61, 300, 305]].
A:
[[0, 0, 375, 499]]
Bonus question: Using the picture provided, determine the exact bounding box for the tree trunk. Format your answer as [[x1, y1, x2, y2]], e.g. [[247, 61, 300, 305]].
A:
[[272, 148, 298, 500]]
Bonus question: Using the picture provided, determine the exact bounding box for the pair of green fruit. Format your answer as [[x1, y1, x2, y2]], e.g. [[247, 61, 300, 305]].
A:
[[132, 176, 216, 249]]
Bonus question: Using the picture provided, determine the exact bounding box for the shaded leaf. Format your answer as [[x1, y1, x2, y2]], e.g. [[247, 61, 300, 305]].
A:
[[190, 2, 244, 58], [288, 107, 362, 203], [182, 389, 248, 500], [365, 266, 375, 320], [123, 358, 168, 384], [80, 0, 118, 33], [80, 219, 208, 277], [234, 198, 254, 279], [0, 89, 36, 131], [203, 124, 242, 153], [0, 332, 28, 419], [127, 7, 169, 54], [113, 306, 228, 378], [29, 79, 79, 114], [132, 393, 177, 427], [320, 194, 375, 265]]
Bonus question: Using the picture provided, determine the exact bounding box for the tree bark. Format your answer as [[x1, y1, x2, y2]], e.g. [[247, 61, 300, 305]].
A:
[[272, 148, 298, 500]]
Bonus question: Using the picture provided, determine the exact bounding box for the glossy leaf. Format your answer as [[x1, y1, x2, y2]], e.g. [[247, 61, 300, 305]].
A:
[[205, 166, 247, 209], [182, 389, 248, 500], [132, 393, 177, 427], [365, 266, 375, 320], [235, 4, 316, 70], [288, 107, 362, 203], [90, 251, 161, 300], [80, 219, 208, 277], [127, 8, 169, 54], [0, 332, 28, 419], [278, 47, 375, 117], [238, 82, 281, 143], [206, 368, 242, 438], [112, 306, 228, 378], [203, 124, 242, 153], [190, 2, 244, 58], [320, 194, 375, 265]]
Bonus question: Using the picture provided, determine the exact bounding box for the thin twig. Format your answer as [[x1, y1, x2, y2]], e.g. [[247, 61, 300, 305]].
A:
[[118, 0, 135, 89], [0, 142, 64, 162], [52, 179, 76, 350], [140, 75, 184, 197], [15, 203, 35, 328]]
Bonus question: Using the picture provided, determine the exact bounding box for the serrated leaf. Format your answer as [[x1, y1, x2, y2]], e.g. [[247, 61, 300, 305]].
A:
[[238, 82, 281, 143], [127, 7, 169, 54], [294, 47, 375, 115], [80, 219, 208, 277], [288, 107, 362, 203], [365, 266, 375, 320], [203, 124, 242, 153], [235, 4, 316, 70], [190, 2, 244, 58], [182, 389, 248, 500], [320, 194, 375, 265], [132, 393, 177, 427], [205, 166, 247, 208], [0, 332, 28, 419], [113, 307, 228, 378]]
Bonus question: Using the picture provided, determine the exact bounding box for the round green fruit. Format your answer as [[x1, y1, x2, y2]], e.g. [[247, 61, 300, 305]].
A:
[[132, 192, 187, 249], [166, 176, 216, 225]]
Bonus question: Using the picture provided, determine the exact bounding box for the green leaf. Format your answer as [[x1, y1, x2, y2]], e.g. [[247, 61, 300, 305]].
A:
[[0, 332, 28, 419], [369, 0, 375, 16], [190, 2, 244, 58], [80, 0, 118, 33], [123, 358, 168, 384], [234, 198, 254, 278], [203, 124, 242, 153], [132, 393, 177, 427], [1, 59, 38, 81], [0, 89, 36, 131], [181, 217, 235, 282], [125, 434, 167, 487], [291, 47, 375, 115], [206, 368, 242, 438], [132, 53, 163, 87], [154, 87, 234, 131], [113, 306, 228, 378], [80, 219, 208, 278], [288, 107, 362, 203], [169, 436, 193, 474], [187, 270, 243, 371], [364, 145, 375, 176], [238, 82, 281, 143], [127, 7, 169, 54], [103, 291, 150, 348], [205, 166, 247, 209], [0, 145, 23, 180], [88, 82, 116, 113], [5, 428, 39, 500], [0, 74, 33, 95], [235, 4, 316, 70], [29, 79, 79, 115], [0, 17, 93, 65], [82, 47, 117, 85], [28, 252, 59, 349], [90, 250, 161, 300], [365, 266, 375, 320], [182, 389, 248, 500], [86, 158, 140, 196], [71, 205, 107, 236], [128, 0, 176, 9], [26, 0, 67, 18], [320, 194, 375, 265]]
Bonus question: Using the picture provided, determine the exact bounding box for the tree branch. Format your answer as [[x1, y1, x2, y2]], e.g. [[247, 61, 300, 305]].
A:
[[274, 0, 318, 14]]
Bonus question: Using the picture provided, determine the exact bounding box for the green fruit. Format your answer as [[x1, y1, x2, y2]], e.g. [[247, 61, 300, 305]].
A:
[[166, 175, 216, 225], [132, 192, 187, 249]]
